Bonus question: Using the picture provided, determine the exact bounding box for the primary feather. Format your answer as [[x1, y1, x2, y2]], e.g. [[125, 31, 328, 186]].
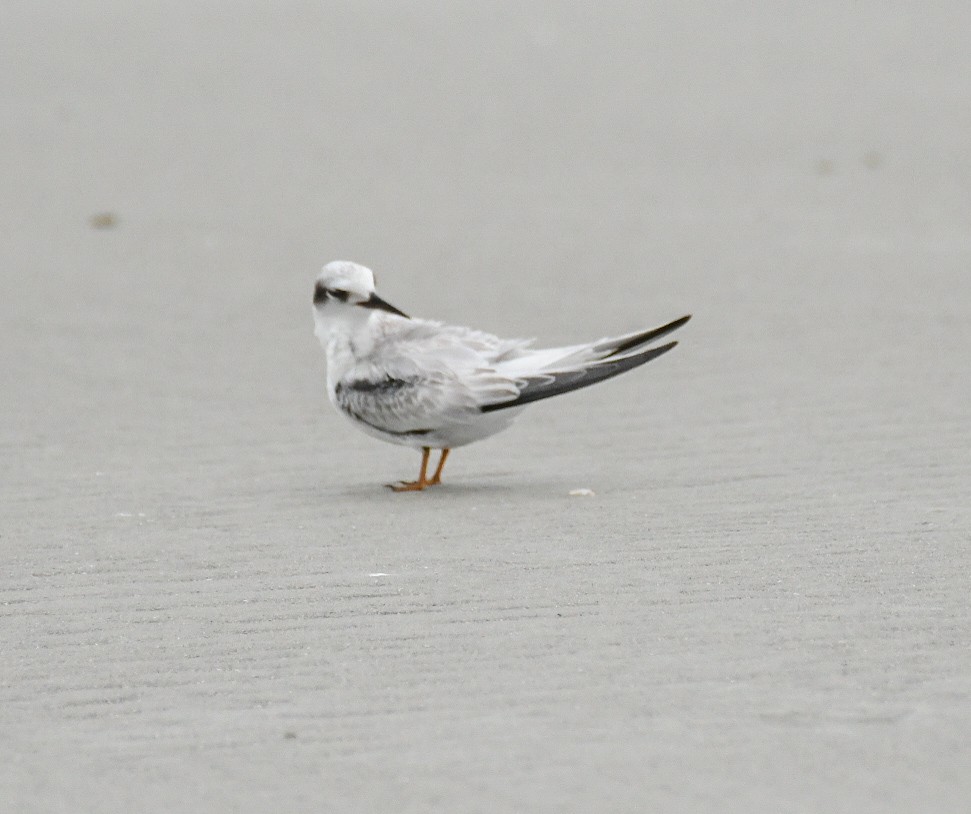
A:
[[483, 315, 690, 412]]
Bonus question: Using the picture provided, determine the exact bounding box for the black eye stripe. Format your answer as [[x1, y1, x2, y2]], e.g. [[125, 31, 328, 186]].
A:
[[314, 284, 350, 304]]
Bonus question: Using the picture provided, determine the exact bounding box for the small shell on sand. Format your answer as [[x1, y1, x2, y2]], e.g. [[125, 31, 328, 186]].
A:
[[569, 488, 595, 497]]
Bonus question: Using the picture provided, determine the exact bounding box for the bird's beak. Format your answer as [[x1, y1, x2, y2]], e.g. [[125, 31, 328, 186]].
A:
[[357, 293, 409, 318]]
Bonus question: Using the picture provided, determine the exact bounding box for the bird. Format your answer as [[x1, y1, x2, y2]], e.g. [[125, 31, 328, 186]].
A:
[[312, 261, 690, 491]]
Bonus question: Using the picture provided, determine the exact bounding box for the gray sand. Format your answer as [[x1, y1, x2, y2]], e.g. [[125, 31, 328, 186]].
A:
[[2, 3, 970, 812]]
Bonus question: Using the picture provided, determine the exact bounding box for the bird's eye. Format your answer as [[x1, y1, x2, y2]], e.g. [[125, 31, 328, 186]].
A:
[[329, 288, 350, 302]]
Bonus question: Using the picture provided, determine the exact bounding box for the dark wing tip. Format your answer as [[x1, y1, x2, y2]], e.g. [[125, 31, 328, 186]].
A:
[[481, 339, 681, 413], [607, 314, 691, 358]]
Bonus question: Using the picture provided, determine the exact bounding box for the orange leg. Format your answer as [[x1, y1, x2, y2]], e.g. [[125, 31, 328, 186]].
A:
[[427, 448, 450, 486], [388, 447, 432, 492]]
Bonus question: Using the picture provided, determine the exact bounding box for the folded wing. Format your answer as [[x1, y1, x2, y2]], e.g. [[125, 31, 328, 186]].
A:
[[335, 325, 521, 435], [481, 314, 690, 413]]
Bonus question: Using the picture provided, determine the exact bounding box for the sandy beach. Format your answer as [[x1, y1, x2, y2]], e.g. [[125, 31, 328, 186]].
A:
[[2, 2, 969, 811]]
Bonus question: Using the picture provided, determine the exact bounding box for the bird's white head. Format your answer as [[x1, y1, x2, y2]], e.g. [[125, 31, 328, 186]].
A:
[[312, 261, 409, 347], [313, 261, 409, 318]]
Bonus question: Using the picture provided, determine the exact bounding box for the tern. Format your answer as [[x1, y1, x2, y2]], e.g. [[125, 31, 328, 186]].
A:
[[312, 261, 689, 491]]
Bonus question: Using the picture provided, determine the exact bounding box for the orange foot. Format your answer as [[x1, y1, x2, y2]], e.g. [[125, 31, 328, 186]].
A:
[[387, 479, 428, 492], [386, 448, 451, 493]]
